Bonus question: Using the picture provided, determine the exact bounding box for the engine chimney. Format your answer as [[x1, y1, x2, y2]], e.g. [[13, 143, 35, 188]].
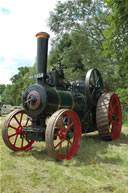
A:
[[36, 32, 50, 84]]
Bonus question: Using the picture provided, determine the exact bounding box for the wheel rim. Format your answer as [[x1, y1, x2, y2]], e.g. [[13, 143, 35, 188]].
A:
[[2, 109, 34, 151], [108, 94, 122, 139], [45, 109, 82, 160], [85, 69, 104, 105]]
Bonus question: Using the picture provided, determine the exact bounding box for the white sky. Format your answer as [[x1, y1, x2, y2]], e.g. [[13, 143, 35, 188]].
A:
[[0, 0, 58, 84]]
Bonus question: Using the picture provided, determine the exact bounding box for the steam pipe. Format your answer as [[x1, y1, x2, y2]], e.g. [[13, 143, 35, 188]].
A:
[[36, 32, 50, 84]]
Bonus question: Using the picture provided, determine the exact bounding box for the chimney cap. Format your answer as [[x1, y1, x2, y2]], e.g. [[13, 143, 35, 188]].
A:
[[36, 32, 50, 39]]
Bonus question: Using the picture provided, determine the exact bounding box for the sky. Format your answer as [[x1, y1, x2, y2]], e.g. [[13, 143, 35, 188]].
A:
[[0, 0, 58, 84]]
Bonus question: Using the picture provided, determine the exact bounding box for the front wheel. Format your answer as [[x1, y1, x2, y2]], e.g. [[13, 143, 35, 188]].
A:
[[2, 109, 34, 151], [45, 109, 82, 160]]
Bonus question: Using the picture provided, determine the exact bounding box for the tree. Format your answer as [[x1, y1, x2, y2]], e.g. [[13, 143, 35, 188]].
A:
[[103, 0, 128, 122], [1, 65, 36, 106], [0, 84, 6, 95], [48, 0, 119, 89], [48, 0, 109, 61], [48, 31, 113, 82], [1, 85, 14, 105], [103, 0, 128, 105], [49, 0, 108, 46]]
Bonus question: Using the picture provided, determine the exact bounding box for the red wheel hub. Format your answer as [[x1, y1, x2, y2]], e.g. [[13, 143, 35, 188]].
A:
[[58, 129, 67, 140]]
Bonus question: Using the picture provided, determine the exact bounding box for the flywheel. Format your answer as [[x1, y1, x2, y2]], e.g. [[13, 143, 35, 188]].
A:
[[85, 69, 104, 105], [96, 93, 122, 140]]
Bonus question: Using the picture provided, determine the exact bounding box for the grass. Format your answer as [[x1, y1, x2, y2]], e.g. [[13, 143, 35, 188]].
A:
[[0, 115, 128, 193]]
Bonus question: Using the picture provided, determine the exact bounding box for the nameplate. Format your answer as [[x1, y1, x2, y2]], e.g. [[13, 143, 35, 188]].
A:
[[29, 73, 44, 79]]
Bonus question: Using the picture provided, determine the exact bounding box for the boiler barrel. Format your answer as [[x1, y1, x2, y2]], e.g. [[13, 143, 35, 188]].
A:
[[48, 89, 85, 118], [23, 84, 85, 118]]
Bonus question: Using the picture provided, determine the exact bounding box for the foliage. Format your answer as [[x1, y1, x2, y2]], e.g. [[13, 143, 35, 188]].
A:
[[103, 0, 128, 105], [1, 65, 36, 106], [48, 31, 114, 87], [0, 84, 6, 95], [48, 0, 117, 88], [49, 0, 109, 61], [48, 0, 127, 91], [49, 0, 108, 42]]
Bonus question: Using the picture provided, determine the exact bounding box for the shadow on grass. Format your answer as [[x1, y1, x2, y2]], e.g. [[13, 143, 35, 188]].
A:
[[10, 144, 54, 161], [115, 132, 128, 145], [10, 148, 44, 158], [72, 130, 128, 166], [9, 130, 128, 166]]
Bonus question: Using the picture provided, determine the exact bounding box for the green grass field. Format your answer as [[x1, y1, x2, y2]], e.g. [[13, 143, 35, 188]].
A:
[[0, 115, 128, 193]]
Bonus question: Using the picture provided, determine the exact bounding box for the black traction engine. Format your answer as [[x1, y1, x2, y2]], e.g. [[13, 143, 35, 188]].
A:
[[2, 32, 122, 160]]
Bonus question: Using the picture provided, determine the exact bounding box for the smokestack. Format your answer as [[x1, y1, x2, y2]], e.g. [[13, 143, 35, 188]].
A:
[[36, 32, 50, 84]]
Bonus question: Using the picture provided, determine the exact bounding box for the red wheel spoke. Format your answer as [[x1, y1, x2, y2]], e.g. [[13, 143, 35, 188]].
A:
[[8, 124, 16, 130], [68, 122, 73, 130], [26, 140, 31, 144], [8, 133, 17, 138], [25, 118, 29, 127], [13, 134, 18, 146], [14, 115, 21, 126], [19, 112, 23, 125], [56, 123, 64, 131], [67, 116, 70, 126], [54, 139, 65, 149], [56, 116, 63, 129], [59, 142, 62, 154], [21, 135, 24, 148], [54, 133, 59, 137], [66, 138, 73, 145]]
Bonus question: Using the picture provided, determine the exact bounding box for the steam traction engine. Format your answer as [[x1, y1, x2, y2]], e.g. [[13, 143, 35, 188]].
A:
[[2, 32, 122, 160]]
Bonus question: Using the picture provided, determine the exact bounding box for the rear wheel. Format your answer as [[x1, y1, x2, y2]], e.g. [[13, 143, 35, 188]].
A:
[[2, 109, 34, 151], [45, 109, 82, 160], [96, 93, 122, 140]]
